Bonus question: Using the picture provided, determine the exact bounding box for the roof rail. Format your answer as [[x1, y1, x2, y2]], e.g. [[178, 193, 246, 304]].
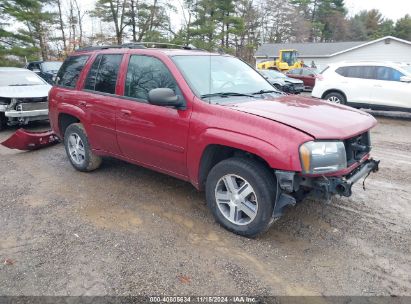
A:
[[75, 42, 201, 52]]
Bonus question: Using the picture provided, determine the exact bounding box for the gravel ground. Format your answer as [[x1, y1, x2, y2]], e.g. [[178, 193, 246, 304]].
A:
[[0, 116, 410, 297]]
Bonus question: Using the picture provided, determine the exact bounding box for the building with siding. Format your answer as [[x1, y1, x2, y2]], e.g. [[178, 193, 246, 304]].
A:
[[255, 36, 411, 69]]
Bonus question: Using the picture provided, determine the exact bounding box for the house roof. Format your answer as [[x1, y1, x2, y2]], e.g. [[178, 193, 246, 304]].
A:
[[255, 36, 411, 58]]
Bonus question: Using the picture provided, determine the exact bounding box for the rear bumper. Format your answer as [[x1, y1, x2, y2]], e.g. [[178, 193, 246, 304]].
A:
[[5, 109, 49, 118]]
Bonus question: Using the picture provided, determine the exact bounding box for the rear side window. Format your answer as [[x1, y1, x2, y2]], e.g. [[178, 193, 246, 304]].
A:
[[375, 67, 404, 81], [336, 66, 375, 79], [124, 55, 181, 101], [85, 54, 123, 94], [56, 55, 89, 88]]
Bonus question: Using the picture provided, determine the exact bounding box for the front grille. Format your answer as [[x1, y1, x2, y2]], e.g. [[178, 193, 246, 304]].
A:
[[18, 102, 48, 111], [16, 97, 48, 103], [344, 132, 371, 165]]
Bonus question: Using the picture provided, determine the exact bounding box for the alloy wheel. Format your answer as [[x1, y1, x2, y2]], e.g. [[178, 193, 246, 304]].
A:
[[328, 96, 341, 103], [215, 174, 258, 225], [67, 133, 86, 165]]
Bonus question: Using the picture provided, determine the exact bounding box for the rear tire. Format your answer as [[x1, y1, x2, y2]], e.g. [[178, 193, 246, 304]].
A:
[[205, 157, 277, 238], [0, 113, 7, 131], [324, 92, 346, 105], [64, 123, 102, 172]]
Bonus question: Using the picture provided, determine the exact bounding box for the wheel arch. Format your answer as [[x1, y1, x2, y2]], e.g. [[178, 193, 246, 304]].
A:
[[321, 89, 347, 101], [58, 113, 81, 138], [197, 144, 272, 191]]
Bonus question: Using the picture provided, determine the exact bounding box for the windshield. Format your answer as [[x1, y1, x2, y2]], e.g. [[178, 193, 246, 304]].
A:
[[172, 55, 274, 100], [400, 65, 411, 75], [41, 61, 62, 72], [0, 71, 45, 86], [260, 69, 286, 79], [282, 51, 297, 66]]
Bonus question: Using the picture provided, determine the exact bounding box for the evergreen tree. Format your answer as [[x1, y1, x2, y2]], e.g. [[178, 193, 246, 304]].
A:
[[395, 15, 411, 41]]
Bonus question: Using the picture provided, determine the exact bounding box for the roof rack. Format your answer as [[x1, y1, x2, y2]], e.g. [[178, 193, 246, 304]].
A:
[[75, 42, 201, 52]]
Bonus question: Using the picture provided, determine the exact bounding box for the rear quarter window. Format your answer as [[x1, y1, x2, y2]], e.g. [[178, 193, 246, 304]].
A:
[[56, 55, 89, 88]]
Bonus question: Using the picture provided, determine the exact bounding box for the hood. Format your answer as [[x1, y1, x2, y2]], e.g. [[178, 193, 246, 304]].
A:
[[284, 77, 303, 85], [227, 96, 377, 139], [0, 84, 51, 98]]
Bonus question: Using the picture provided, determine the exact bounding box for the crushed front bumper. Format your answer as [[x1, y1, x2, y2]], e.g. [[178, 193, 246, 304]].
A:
[[311, 159, 380, 198], [1, 129, 59, 150], [273, 159, 380, 216]]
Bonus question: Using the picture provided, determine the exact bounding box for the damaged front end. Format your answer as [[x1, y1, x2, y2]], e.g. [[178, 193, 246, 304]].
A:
[[272, 131, 380, 217], [1, 129, 59, 150], [273, 159, 380, 217], [0, 97, 49, 127]]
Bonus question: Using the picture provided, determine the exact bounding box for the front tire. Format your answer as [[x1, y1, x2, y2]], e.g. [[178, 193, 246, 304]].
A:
[[324, 92, 346, 104], [206, 157, 277, 238], [64, 123, 102, 172]]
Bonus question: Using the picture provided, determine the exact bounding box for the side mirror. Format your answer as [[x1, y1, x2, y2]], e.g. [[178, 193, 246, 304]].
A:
[[309, 74, 315, 77], [32, 69, 41, 74], [148, 88, 185, 109], [400, 76, 411, 83]]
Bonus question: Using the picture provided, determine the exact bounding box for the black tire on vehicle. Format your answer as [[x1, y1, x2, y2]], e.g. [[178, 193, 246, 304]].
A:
[[324, 92, 346, 105], [205, 157, 277, 238], [0, 113, 7, 131], [64, 123, 102, 172]]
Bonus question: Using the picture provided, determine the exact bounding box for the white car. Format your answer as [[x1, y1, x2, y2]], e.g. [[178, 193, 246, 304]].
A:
[[312, 62, 411, 111], [0, 67, 51, 130]]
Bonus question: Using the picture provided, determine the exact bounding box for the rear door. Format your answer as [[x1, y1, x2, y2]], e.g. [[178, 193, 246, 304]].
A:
[[335, 66, 374, 104], [80, 54, 124, 154], [115, 54, 191, 178], [370, 66, 410, 109]]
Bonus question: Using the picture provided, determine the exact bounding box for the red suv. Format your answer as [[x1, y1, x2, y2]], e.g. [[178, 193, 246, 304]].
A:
[[49, 44, 379, 237]]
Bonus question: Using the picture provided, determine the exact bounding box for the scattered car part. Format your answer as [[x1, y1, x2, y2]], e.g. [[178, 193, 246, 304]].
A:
[[1, 129, 59, 150]]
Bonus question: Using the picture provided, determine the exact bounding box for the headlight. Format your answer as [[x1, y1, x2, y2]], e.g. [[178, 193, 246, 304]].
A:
[[299, 141, 347, 174]]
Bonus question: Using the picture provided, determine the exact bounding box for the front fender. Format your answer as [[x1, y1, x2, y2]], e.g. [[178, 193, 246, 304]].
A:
[[187, 127, 303, 188]]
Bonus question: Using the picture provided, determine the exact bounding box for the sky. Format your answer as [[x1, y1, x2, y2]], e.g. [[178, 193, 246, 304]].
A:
[[344, 0, 411, 21]]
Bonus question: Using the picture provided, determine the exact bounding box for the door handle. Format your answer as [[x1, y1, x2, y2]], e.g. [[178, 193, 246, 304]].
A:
[[79, 101, 89, 107], [374, 84, 383, 88], [120, 109, 131, 116]]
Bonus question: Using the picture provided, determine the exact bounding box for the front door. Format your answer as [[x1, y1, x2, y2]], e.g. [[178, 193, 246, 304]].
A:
[[116, 54, 191, 178], [370, 66, 410, 109]]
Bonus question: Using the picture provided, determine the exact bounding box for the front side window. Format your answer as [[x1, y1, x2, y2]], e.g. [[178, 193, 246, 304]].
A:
[[56, 55, 89, 88], [125, 55, 180, 101], [85, 54, 123, 94], [375, 67, 404, 82], [172, 55, 274, 100]]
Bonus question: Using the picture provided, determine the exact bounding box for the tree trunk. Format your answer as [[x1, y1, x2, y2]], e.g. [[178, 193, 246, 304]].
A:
[[56, 0, 67, 54]]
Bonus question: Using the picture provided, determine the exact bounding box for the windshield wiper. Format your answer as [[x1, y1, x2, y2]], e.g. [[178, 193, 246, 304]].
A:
[[251, 90, 280, 95], [200, 92, 255, 99], [8, 84, 38, 86]]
